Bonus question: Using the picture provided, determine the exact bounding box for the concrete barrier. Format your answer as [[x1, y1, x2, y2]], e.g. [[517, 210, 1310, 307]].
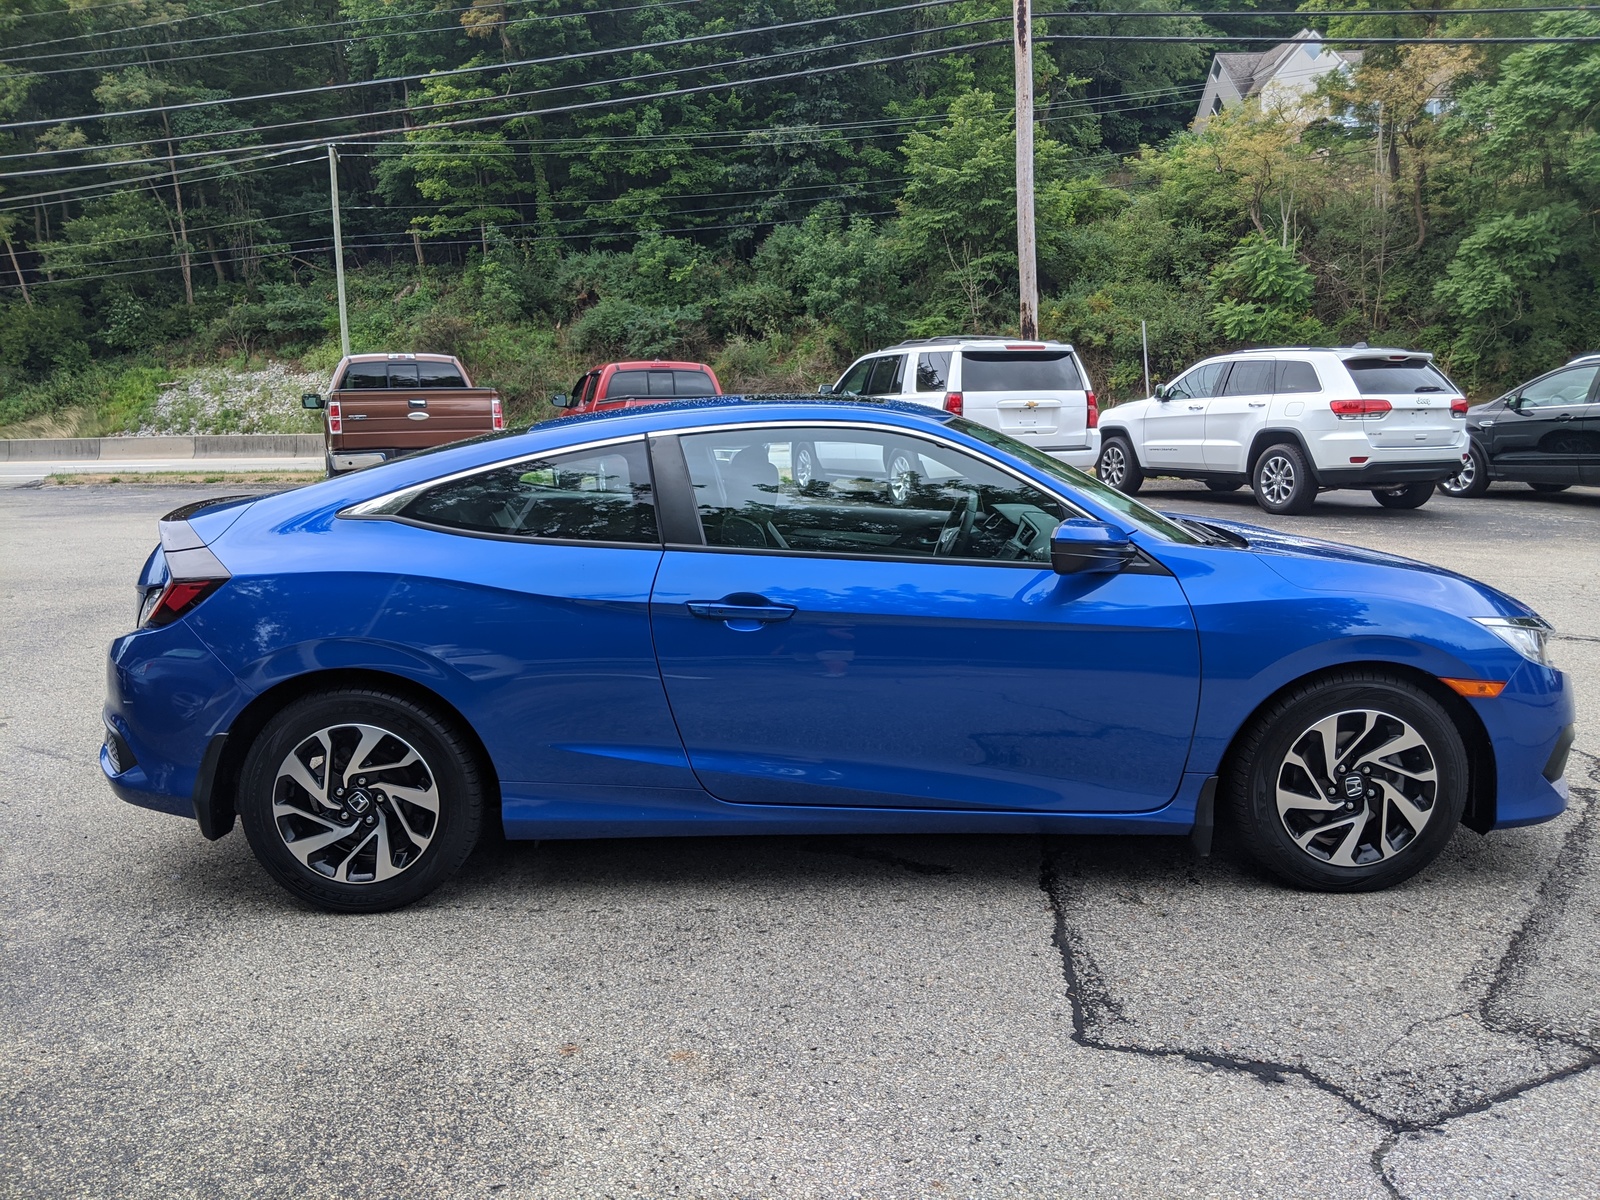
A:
[[0, 434, 323, 461]]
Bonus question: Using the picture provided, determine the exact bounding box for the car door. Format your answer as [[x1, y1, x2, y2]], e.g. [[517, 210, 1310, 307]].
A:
[[1143, 362, 1229, 471], [646, 423, 1201, 814], [861, 353, 907, 398], [1204, 359, 1274, 472], [1485, 364, 1600, 484]]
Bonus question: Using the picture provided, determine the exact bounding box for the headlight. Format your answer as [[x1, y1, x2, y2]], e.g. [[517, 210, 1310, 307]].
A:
[[1476, 616, 1556, 668]]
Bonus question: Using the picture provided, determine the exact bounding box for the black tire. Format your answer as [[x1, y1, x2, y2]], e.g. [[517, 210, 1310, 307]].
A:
[[1096, 435, 1144, 494], [1251, 442, 1317, 514], [324, 452, 341, 478], [1205, 479, 1244, 493], [238, 688, 485, 913], [1529, 483, 1571, 494], [1372, 482, 1434, 509], [1225, 671, 1468, 892], [792, 440, 819, 490], [1437, 443, 1489, 498]]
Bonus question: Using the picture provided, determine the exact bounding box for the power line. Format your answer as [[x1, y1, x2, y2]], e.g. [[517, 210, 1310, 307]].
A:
[[0, 0, 974, 131]]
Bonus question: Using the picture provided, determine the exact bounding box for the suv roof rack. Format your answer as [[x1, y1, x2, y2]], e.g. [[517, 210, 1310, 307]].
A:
[[885, 334, 1074, 349]]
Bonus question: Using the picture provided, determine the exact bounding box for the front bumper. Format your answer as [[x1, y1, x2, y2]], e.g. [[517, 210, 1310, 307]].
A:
[[1478, 660, 1576, 830]]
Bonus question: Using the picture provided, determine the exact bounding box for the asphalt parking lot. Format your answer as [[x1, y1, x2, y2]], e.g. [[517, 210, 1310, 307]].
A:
[[2, 477, 1597, 1199]]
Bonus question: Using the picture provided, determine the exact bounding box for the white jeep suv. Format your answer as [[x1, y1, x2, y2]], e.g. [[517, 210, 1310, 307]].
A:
[[1095, 347, 1470, 513], [824, 336, 1100, 468]]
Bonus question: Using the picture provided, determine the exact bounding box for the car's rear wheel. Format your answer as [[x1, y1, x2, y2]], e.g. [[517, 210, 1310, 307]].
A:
[[1372, 482, 1434, 509], [1437, 444, 1489, 498], [1251, 443, 1317, 514], [1529, 483, 1571, 494], [1096, 435, 1144, 494], [1205, 479, 1244, 493], [1225, 672, 1467, 892], [239, 689, 485, 912], [885, 445, 917, 504]]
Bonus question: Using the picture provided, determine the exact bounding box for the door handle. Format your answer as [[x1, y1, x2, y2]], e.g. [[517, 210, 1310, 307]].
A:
[[1248, 401, 1267, 408], [1187, 404, 1204, 411], [1556, 413, 1575, 421], [687, 599, 796, 622]]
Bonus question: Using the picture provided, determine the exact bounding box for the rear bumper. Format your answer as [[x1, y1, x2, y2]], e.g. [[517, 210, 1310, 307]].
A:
[[329, 450, 395, 472], [1038, 429, 1101, 469], [1315, 457, 1468, 488]]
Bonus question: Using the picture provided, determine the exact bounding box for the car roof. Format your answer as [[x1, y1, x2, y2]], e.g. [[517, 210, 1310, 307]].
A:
[[341, 352, 461, 364], [548, 393, 941, 429], [1200, 346, 1435, 360], [600, 360, 717, 372], [882, 336, 1078, 352]]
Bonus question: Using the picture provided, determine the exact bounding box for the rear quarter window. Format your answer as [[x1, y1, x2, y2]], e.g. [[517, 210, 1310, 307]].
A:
[[1344, 357, 1457, 395], [339, 362, 388, 389], [961, 351, 1083, 392], [1275, 361, 1322, 393]]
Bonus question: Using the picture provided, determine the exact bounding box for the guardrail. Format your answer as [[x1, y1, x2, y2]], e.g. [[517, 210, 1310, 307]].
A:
[[0, 434, 324, 461]]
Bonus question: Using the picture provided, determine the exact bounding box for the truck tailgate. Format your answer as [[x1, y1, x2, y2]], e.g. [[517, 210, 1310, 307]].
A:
[[333, 387, 499, 451]]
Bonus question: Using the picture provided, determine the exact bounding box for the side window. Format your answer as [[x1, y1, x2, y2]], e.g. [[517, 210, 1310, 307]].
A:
[[1519, 366, 1599, 408], [572, 373, 594, 405], [396, 441, 658, 544], [1168, 362, 1227, 401], [678, 427, 1067, 565], [340, 362, 388, 390], [916, 352, 952, 392], [1221, 360, 1274, 396], [388, 363, 420, 388], [835, 358, 874, 396], [864, 355, 905, 396], [1275, 360, 1323, 394]]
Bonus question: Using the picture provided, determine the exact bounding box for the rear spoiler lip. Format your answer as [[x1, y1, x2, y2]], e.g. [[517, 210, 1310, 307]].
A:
[[157, 516, 232, 581]]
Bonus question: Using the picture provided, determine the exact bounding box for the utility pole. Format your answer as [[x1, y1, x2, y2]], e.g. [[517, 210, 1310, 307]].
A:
[[328, 144, 351, 357], [1014, 0, 1038, 340]]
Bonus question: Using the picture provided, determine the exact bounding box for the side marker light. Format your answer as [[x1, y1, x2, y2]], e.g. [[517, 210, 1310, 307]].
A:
[[1441, 678, 1506, 698]]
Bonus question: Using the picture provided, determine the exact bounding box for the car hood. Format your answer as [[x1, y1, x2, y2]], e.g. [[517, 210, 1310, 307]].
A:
[[1179, 514, 1539, 620]]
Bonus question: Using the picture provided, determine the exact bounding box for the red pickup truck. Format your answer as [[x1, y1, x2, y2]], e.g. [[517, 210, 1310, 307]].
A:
[[302, 353, 504, 473], [552, 359, 722, 414]]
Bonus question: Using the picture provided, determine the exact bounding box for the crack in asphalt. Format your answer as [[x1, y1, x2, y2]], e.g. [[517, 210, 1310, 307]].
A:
[[1039, 748, 1600, 1199], [797, 839, 957, 876]]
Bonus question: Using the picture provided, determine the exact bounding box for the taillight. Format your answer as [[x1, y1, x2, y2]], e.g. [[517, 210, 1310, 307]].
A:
[[943, 391, 964, 415], [1086, 390, 1099, 429], [491, 397, 505, 431], [142, 577, 225, 627], [1450, 397, 1468, 417], [1330, 398, 1392, 420], [328, 399, 342, 434]]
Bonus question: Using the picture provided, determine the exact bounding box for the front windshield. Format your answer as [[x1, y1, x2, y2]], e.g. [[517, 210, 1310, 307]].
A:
[[951, 418, 1204, 545]]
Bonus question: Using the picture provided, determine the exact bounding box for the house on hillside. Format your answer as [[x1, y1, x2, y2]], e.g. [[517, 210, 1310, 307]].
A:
[[1193, 29, 1362, 129]]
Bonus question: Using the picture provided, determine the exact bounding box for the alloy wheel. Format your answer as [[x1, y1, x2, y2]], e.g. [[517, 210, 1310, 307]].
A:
[[793, 444, 816, 488], [271, 723, 440, 884], [1099, 443, 1127, 487], [1441, 455, 1475, 495], [1274, 709, 1438, 867], [887, 450, 914, 503], [1259, 454, 1297, 507]]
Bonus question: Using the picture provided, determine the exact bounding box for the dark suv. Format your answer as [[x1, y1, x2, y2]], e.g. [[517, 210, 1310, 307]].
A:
[[1439, 354, 1600, 497]]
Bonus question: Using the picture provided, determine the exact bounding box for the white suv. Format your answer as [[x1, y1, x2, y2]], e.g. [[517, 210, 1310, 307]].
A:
[[1095, 347, 1470, 513], [823, 336, 1101, 468]]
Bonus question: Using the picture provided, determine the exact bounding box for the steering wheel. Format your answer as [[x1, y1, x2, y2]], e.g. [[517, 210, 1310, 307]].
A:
[[935, 489, 979, 557]]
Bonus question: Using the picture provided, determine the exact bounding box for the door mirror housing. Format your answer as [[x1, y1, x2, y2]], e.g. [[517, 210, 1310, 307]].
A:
[[1154, 383, 1171, 401], [301, 392, 324, 410], [817, 383, 835, 395], [1051, 519, 1136, 575], [550, 392, 574, 409]]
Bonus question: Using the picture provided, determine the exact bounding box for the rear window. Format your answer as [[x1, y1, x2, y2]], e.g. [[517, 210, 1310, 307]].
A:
[[417, 361, 467, 388], [606, 369, 717, 399], [389, 363, 420, 388], [340, 362, 388, 389], [1344, 357, 1456, 395], [961, 351, 1083, 392]]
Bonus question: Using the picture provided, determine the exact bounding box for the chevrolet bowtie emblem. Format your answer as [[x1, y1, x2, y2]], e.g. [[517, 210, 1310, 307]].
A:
[[1024, 400, 1039, 409]]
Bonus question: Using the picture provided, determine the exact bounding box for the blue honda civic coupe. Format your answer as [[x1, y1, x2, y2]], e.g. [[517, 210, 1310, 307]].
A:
[[102, 398, 1575, 911]]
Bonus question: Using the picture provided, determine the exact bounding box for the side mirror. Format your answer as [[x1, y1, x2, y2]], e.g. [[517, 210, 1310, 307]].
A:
[[1154, 384, 1170, 402], [1051, 519, 1136, 576], [550, 393, 573, 409], [301, 392, 324, 410], [817, 383, 835, 395], [1506, 394, 1523, 411]]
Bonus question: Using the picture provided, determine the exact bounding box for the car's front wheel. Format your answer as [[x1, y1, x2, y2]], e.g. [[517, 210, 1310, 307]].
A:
[[238, 689, 485, 912], [1372, 482, 1434, 509], [792, 441, 819, 490], [1251, 443, 1317, 514], [1096, 435, 1144, 494], [1225, 672, 1467, 892], [1438, 444, 1489, 498]]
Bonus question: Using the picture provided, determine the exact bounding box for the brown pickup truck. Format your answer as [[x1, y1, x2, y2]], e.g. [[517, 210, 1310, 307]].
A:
[[302, 352, 504, 473]]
